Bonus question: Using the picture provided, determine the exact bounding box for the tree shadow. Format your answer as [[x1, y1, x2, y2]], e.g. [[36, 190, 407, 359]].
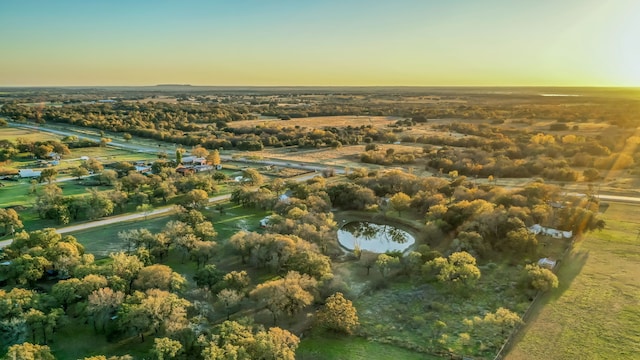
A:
[[550, 248, 590, 301]]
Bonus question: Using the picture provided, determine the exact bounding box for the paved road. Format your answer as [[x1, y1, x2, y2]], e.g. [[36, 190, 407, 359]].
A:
[[0, 171, 323, 249], [567, 192, 640, 204], [0, 193, 233, 249], [9, 122, 345, 173]]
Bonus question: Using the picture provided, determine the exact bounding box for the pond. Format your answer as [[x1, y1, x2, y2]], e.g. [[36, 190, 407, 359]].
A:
[[337, 221, 415, 253]]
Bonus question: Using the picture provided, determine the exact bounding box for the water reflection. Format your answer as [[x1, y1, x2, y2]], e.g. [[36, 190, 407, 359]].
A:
[[338, 221, 415, 253]]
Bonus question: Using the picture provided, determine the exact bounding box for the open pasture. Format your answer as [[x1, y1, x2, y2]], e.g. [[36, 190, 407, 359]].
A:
[[508, 203, 640, 359]]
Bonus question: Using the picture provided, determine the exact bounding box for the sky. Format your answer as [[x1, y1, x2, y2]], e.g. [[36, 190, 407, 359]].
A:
[[1, 0, 639, 87]]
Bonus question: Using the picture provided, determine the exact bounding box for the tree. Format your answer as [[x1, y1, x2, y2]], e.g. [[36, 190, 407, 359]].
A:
[[194, 264, 224, 292], [359, 250, 378, 276], [250, 271, 317, 325], [242, 168, 263, 186], [152, 337, 182, 360], [86, 188, 114, 219], [109, 252, 144, 292], [7, 254, 51, 286], [83, 158, 104, 174], [100, 137, 112, 147], [191, 145, 209, 158], [87, 287, 125, 333], [524, 264, 559, 292], [212, 171, 228, 183], [52, 278, 82, 311], [207, 149, 221, 167], [133, 264, 186, 292], [136, 203, 153, 220], [583, 168, 600, 182], [5, 342, 55, 360], [71, 166, 90, 180], [425, 251, 481, 287], [200, 320, 299, 360], [123, 133, 132, 142], [375, 253, 400, 278], [99, 169, 118, 186], [39, 168, 58, 184], [175, 149, 183, 165], [182, 189, 209, 209], [0, 208, 23, 236], [192, 241, 217, 269], [217, 289, 244, 320], [316, 292, 359, 334]]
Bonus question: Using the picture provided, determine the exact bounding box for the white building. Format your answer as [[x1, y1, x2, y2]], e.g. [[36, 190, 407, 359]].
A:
[[528, 224, 572, 239], [19, 169, 42, 178]]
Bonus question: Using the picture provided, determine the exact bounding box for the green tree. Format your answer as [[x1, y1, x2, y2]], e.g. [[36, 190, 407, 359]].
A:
[[249, 271, 317, 325], [316, 292, 359, 334], [133, 264, 186, 292], [51, 278, 82, 311], [38, 168, 58, 184], [7, 254, 51, 286], [86, 188, 114, 219], [123, 133, 132, 142], [71, 166, 90, 180], [242, 168, 263, 186], [217, 289, 244, 320], [5, 342, 54, 360], [425, 251, 481, 287], [524, 264, 559, 292], [87, 287, 125, 333], [207, 149, 221, 167], [109, 252, 144, 293], [0, 208, 23, 236], [389, 192, 411, 216], [182, 189, 209, 209], [152, 337, 182, 360], [191, 145, 209, 158], [82, 158, 104, 174], [375, 253, 400, 278]]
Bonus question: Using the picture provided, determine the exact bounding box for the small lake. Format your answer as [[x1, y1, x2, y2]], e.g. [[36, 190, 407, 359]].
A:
[[337, 221, 415, 253]]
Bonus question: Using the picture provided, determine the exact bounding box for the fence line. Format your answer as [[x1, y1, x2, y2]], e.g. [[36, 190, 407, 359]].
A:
[[493, 240, 574, 360]]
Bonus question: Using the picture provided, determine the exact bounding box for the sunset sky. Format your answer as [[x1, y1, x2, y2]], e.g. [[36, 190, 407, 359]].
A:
[[1, 0, 639, 86]]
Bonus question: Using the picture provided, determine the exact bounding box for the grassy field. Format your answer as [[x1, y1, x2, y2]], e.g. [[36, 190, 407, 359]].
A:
[[0, 127, 60, 142], [297, 334, 438, 360], [69, 202, 268, 258], [508, 203, 640, 359]]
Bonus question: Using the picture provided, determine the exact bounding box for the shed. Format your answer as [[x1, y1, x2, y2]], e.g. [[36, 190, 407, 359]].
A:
[[537, 258, 557, 269], [19, 169, 42, 178]]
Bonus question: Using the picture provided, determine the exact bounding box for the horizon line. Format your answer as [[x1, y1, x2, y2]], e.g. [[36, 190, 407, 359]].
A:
[[1, 84, 639, 89]]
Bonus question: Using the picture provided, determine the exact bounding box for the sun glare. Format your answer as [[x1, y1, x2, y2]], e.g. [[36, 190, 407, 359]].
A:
[[607, 2, 640, 85]]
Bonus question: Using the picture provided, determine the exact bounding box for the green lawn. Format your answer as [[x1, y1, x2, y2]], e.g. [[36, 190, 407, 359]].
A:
[[0, 127, 60, 142], [297, 334, 437, 360], [508, 203, 640, 360], [49, 317, 152, 360], [69, 202, 269, 258], [70, 213, 174, 257]]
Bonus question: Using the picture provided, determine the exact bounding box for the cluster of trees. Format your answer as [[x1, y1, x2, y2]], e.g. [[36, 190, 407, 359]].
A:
[[1, 180, 361, 359], [32, 157, 226, 224], [329, 169, 604, 259]]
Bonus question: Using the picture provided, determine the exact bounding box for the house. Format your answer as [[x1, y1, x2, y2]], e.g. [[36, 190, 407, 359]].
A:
[[528, 224, 572, 239], [181, 156, 208, 166], [537, 258, 557, 269], [176, 167, 196, 176], [134, 165, 152, 174], [260, 216, 273, 228], [19, 169, 42, 178], [194, 165, 214, 172]]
